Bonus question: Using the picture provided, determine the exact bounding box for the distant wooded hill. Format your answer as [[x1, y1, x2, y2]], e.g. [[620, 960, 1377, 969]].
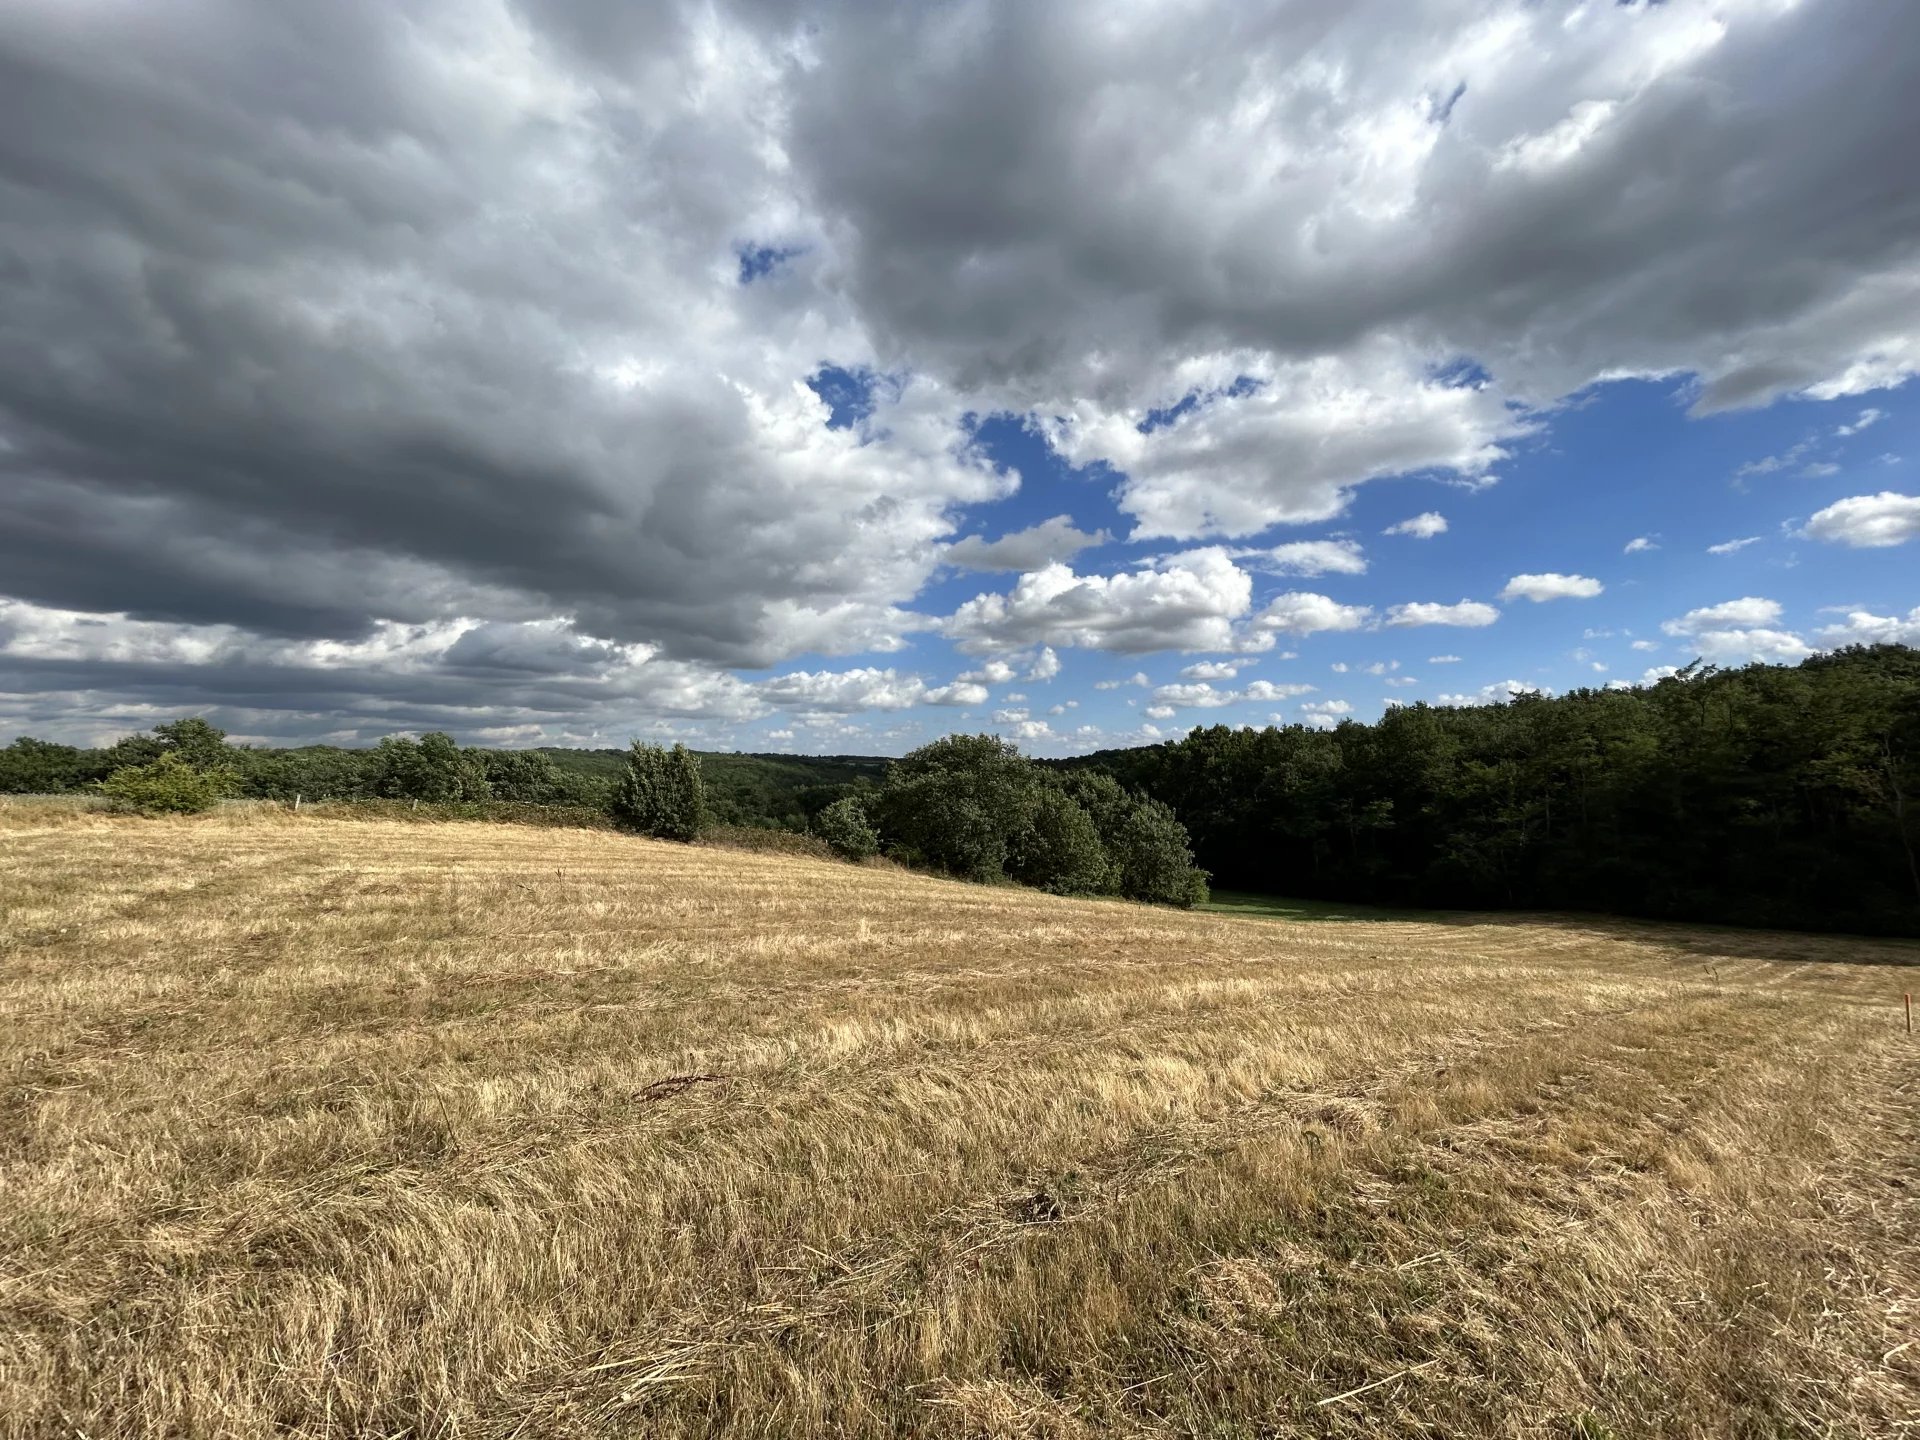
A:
[[536, 749, 888, 829], [4, 645, 1915, 933]]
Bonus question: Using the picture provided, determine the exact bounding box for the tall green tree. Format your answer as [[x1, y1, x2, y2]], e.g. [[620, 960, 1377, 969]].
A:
[[370, 733, 492, 802], [150, 717, 234, 769], [1007, 786, 1110, 895], [1106, 795, 1209, 907], [0, 737, 90, 793], [239, 747, 377, 802], [480, 749, 564, 803], [873, 735, 1041, 881]]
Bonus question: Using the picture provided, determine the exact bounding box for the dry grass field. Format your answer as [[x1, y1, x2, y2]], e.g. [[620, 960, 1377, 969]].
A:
[[2, 802, 1915, 1438]]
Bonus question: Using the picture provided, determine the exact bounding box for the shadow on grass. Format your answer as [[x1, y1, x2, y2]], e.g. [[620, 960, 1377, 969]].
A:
[[1199, 890, 1443, 924], [1199, 889, 1920, 969]]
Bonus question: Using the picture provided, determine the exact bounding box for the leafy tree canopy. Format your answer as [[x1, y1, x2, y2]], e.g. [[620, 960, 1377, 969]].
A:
[[869, 734, 1206, 906], [1063, 645, 1920, 934]]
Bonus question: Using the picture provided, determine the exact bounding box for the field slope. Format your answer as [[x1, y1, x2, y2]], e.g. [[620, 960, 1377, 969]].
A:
[[2, 806, 1915, 1438]]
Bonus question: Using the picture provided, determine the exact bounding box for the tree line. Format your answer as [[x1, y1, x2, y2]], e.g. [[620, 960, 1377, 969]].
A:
[[1060, 644, 1920, 935], [0, 726, 882, 823], [0, 722, 1206, 908], [15, 644, 1911, 930], [0, 722, 606, 808]]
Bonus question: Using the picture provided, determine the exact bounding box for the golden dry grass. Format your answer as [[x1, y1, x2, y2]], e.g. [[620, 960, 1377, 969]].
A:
[[2, 801, 1915, 1438]]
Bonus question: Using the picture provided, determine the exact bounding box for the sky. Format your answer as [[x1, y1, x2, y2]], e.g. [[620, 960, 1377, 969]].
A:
[[2, 0, 1918, 756]]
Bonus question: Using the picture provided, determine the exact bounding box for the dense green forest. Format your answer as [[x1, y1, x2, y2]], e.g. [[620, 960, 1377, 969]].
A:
[[1061, 645, 1920, 935]]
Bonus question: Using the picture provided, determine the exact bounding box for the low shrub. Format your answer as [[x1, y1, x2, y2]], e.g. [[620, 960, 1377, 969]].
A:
[[609, 742, 707, 841], [97, 755, 235, 815], [812, 796, 880, 860], [301, 799, 615, 829]]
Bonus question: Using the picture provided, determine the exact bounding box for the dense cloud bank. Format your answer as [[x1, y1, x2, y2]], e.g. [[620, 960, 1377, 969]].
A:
[[2, 1, 1917, 742]]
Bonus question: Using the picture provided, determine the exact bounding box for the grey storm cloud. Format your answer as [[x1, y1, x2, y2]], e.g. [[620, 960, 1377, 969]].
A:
[[945, 515, 1111, 573], [790, 0, 1920, 406], [0, 0, 1005, 672], [1, 0, 1917, 741]]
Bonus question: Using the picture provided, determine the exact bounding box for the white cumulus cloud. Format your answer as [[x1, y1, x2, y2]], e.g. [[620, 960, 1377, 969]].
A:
[[1435, 680, 1548, 707], [1026, 647, 1062, 681], [1179, 658, 1255, 680], [1802, 492, 1920, 548], [1147, 683, 1238, 710], [923, 680, 989, 706], [1664, 597, 1784, 632], [1239, 591, 1374, 649], [1657, 602, 1812, 666], [1814, 607, 1920, 648], [1500, 573, 1603, 602], [1242, 680, 1316, 702], [945, 549, 1252, 654], [1149, 678, 1314, 709], [1242, 539, 1369, 576], [1044, 353, 1523, 540], [958, 659, 1018, 685], [1299, 699, 1355, 730], [1386, 600, 1500, 627], [756, 667, 928, 713]]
